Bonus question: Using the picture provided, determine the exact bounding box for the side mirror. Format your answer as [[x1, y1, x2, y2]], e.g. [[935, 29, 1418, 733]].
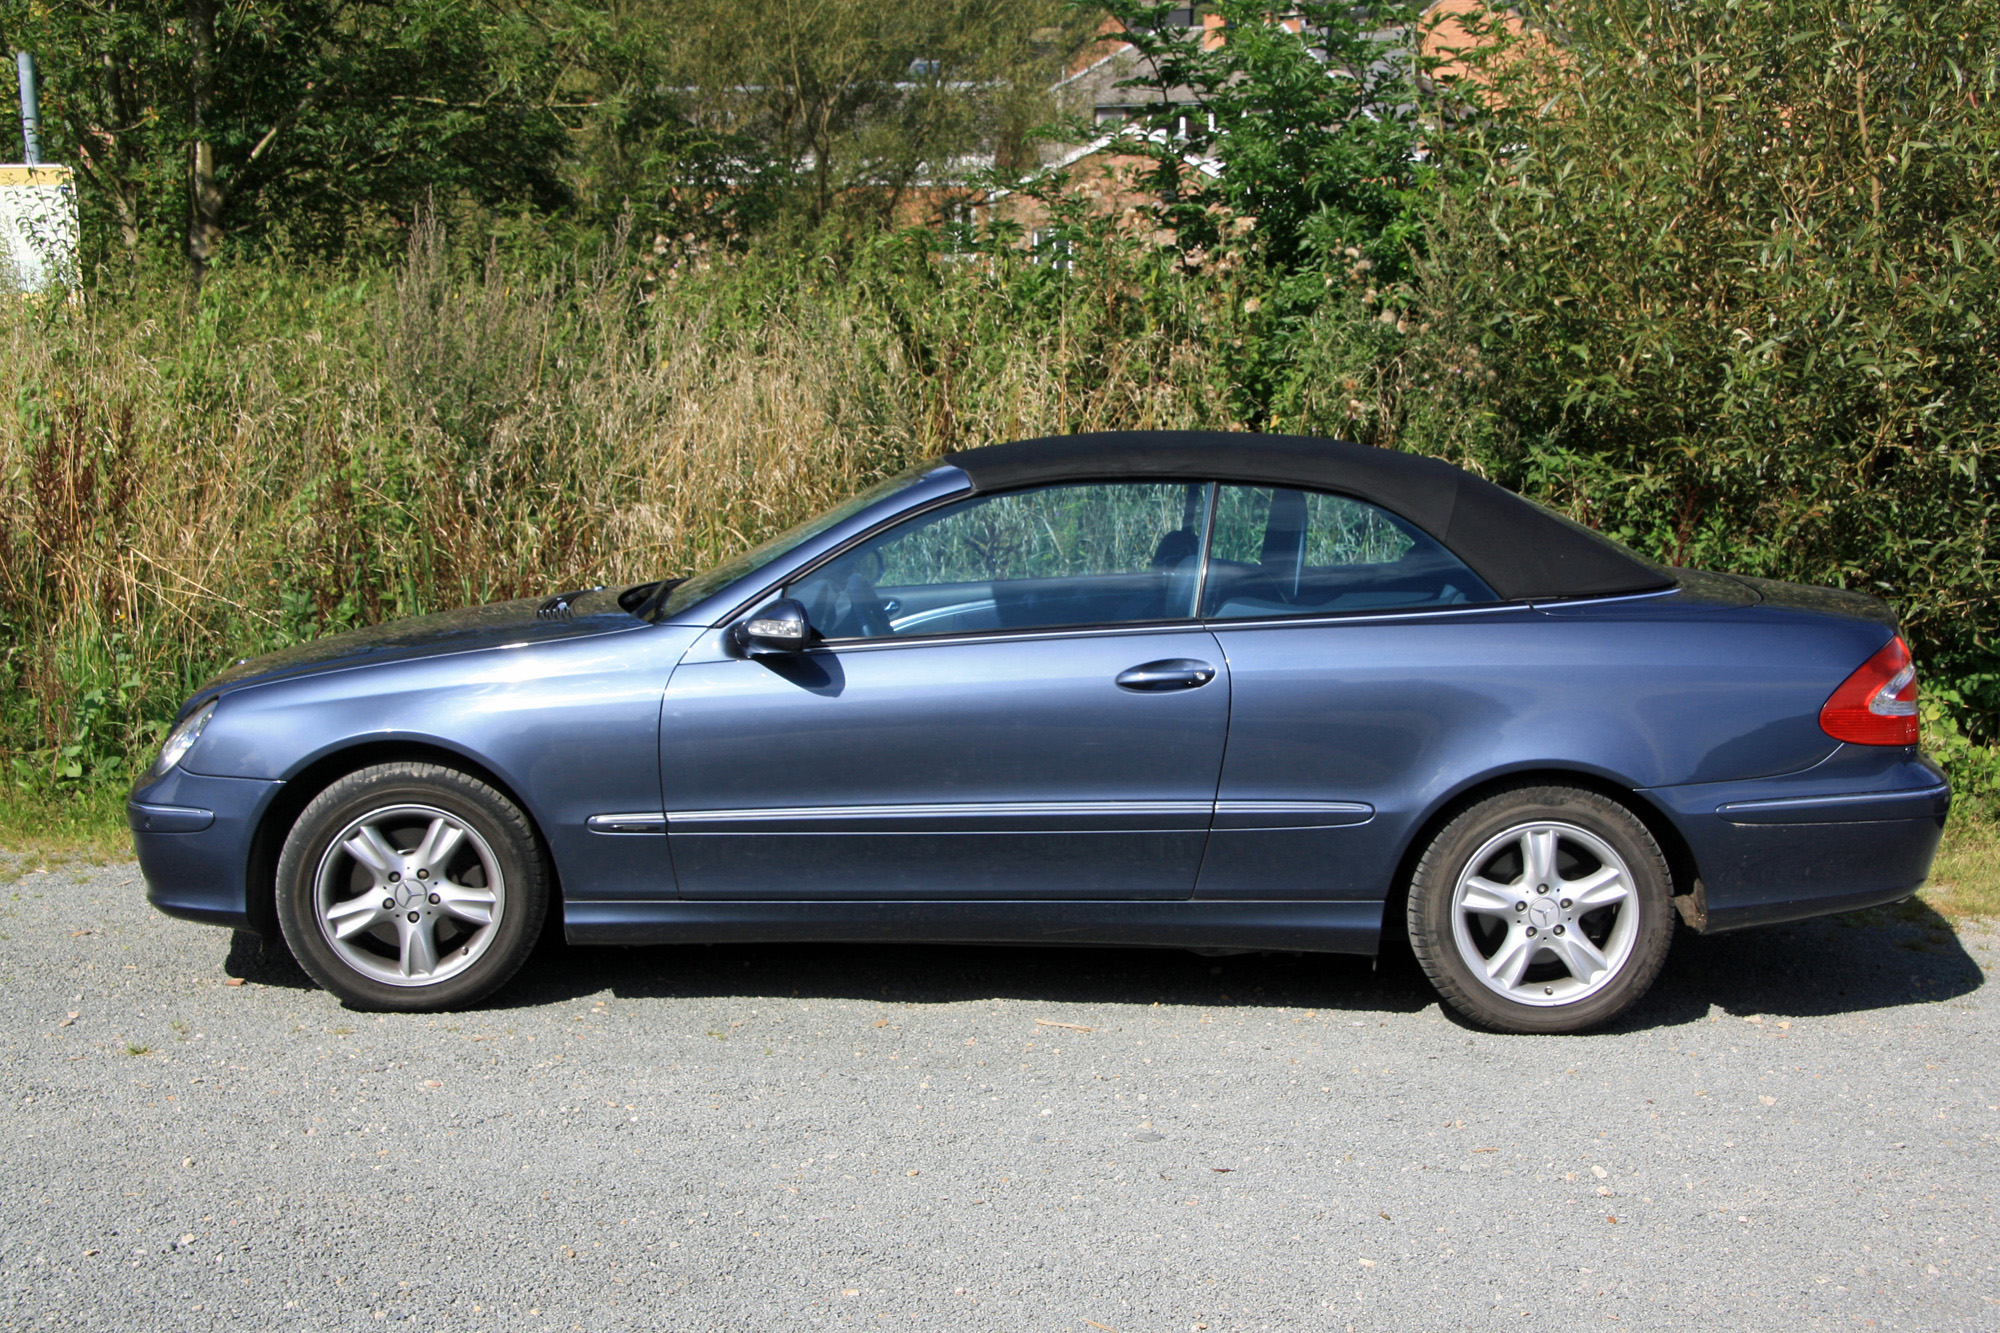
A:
[[730, 598, 813, 656]]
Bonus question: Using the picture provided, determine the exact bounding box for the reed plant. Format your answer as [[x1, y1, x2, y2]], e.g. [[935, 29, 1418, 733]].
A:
[[0, 217, 1245, 788]]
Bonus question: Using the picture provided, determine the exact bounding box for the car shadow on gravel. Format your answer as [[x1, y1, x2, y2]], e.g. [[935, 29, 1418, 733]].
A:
[[1605, 898, 1987, 1033], [222, 899, 1985, 1028], [223, 929, 317, 989], [498, 900, 1983, 1028], [502, 934, 1446, 1018]]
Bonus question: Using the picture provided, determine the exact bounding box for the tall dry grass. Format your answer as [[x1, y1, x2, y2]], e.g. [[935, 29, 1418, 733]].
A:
[[0, 219, 1239, 782]]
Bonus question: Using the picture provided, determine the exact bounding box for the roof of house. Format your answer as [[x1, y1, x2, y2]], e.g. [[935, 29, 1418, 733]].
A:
[[941, 431, 1673, 602]]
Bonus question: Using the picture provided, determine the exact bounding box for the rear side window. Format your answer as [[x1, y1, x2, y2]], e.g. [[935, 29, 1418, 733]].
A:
[[1202, 486, 1498, 618]]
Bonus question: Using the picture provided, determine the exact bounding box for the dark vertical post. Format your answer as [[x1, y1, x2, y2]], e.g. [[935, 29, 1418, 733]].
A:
[[185, 0, 222, 286], [13, 51, 40, 165]]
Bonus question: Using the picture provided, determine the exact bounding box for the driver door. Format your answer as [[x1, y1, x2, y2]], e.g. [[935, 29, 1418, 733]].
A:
[[660, 481, 1230, 900]]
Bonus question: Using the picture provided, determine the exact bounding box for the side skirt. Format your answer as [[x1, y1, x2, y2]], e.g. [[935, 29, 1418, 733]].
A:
[[562, 898, 1383, 955]]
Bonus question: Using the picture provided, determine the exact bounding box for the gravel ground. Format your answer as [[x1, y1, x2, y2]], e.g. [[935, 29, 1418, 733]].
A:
[[3, 860, 1996, 1333]]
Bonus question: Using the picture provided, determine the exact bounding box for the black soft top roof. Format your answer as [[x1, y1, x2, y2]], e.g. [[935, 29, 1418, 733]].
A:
[[941, 431, 1672, 603]]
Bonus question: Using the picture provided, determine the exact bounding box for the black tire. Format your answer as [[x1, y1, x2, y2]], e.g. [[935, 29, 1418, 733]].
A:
[[274, 762, 550, 1011], [1407, 784, 1673, 1034]]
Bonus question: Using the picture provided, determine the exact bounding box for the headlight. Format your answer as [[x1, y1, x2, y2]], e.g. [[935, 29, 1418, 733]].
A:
[[152, 699, 218, 777]]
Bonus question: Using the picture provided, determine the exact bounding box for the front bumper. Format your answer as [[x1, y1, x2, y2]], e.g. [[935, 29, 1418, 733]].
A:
[[1646, 747, 1948, 933], [129, 768, 284, 932]]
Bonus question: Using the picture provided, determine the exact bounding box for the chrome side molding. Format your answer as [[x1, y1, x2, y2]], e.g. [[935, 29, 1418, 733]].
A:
[[586, 812, 667, 835]]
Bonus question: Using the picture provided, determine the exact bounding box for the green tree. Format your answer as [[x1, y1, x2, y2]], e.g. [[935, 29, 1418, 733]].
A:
[[1419, 0, 2000, 722], [1082, 1, 1458, 424], [658, 0, 1069, 226], [2, 1, 176, 258], [551, 0, 789, 248], [1092, 1, 1442, 285], [4, 0, 573, 280]]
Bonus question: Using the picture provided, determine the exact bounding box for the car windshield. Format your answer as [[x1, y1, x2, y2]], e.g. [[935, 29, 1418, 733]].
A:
[[646, 464, 939, 621]]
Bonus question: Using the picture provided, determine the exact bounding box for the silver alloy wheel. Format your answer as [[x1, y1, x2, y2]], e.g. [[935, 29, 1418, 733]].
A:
[[1448, 819, 1639, 1007], [311, 803, 506, 987]]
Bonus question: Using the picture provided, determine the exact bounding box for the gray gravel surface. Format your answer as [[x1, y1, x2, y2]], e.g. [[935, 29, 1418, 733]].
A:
[[3, 859, 1996, 1332]]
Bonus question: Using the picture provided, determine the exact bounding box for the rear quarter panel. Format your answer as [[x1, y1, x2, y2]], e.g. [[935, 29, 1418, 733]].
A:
[[1196, 589, 1890, 902]]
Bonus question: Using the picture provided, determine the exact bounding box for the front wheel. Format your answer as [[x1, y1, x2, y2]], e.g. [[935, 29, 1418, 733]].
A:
[[275, 762, 550, 1011], [1407, 785, 1674, 1034]]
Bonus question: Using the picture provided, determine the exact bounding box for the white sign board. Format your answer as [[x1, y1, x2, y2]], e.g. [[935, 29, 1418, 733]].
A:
[[0, 165, 78, 292]]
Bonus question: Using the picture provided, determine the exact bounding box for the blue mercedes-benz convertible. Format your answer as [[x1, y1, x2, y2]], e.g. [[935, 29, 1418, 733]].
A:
[[130, 432, 1949, 1032]]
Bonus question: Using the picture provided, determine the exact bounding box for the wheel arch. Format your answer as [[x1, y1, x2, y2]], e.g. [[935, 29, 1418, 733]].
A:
[[1378, 765, 1700, 958], [243, 740, 561, 940]]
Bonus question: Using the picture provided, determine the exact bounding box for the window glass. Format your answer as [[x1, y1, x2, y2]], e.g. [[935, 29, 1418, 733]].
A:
[[1202, 485, 1498, 618], [789, 481, 1212, 639]]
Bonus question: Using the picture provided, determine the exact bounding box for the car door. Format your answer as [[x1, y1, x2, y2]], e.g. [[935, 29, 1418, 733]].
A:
[[1192, 483, 1537, 902], [661, 480, 1230, 900]]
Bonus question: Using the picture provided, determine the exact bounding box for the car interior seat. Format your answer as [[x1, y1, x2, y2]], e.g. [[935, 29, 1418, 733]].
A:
[[1150, 527, 1203, 619]]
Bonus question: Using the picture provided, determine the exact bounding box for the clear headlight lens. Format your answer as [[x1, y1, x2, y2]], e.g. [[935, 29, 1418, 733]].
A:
[[152, 699, 217, 777]]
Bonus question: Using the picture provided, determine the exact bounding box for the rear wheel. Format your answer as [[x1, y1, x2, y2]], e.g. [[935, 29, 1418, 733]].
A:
[[275, 762, 549, 1011], [1407, 785, 1673, 1034]]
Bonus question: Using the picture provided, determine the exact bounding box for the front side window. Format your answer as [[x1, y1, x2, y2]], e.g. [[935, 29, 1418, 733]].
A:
[[788, 481, 1212, 639], [1201, 485, 1497, 618]]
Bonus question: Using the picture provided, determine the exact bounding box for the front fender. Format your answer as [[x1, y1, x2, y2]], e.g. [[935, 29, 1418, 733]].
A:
[[176, 623, 703, 906]]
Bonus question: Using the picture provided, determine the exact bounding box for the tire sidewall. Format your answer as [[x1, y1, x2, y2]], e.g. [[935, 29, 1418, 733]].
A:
[[1409, 786, 1674, 1034], [275, 764, 548, 1012]]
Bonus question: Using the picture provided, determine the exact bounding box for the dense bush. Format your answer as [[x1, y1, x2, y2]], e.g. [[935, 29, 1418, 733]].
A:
[[1408, 0, 2000, 739]]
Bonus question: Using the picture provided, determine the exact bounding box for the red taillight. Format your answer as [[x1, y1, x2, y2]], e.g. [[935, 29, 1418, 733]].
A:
[[1820, 635, 1919, 746]]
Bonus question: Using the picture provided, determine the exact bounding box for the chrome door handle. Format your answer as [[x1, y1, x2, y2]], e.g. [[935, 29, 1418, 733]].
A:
[[1116, 659, 1217, 691]]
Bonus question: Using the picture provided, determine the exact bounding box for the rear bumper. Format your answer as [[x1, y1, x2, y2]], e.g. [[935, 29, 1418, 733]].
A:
[[128, 769, 283, 933], [1646, 747, 1948, 933]]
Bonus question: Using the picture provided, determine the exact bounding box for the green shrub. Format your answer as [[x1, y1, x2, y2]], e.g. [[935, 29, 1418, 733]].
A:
[[1923, 691, 2000, 821], [1412, 0, 2000, 735]]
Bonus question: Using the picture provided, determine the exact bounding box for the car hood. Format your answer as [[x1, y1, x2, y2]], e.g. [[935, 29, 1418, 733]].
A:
[[198, 587, 650, 696]]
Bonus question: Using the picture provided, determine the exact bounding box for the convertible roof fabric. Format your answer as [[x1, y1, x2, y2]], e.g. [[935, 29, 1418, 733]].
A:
[[941, 431, 1674, 603]]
